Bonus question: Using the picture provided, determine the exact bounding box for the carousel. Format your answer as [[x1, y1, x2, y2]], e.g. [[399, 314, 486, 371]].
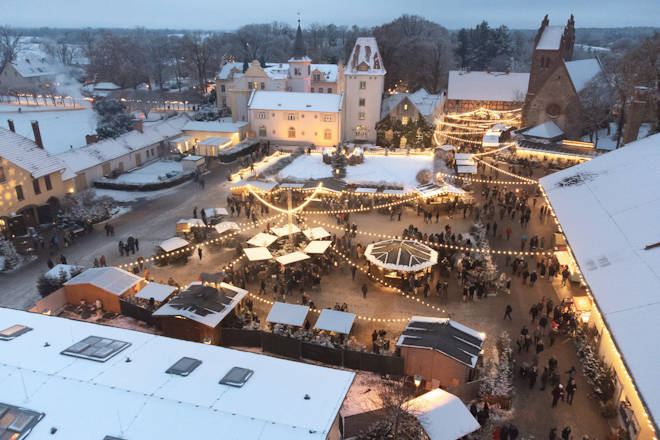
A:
[[364, 239, 438, 288]]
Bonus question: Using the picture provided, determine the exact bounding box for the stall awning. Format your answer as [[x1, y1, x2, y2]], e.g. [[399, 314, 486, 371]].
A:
[[271, 224, 301, 237], [454, 153, 473, 160], [355, 187, 378, 194], [203, 207, 228, 217], [135, 282, 177, 302], [303, 227, 330, 240], [457, 165, 477, 174], [304, 240, 332, 254], [383, 188, 408, 195], [439, 144, 455, 151], [266, 301, 309, 326], [247, 232, 278, 247], [244, 247, 273, 261], [214, 222, 239, 234], [160, 237, 190, 252], [314, 309, 356, 334], [276, 251, 310, 265]]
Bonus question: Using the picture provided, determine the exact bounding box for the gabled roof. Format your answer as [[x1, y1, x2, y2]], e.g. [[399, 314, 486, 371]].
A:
[[447, 70, 529, 102], [345, 37, 386, 75], [10, 57, 58, 78], [536, 25, 565, 50], [521, 120, 564, 139], [0, 127, 65, 178], [565, 58, 604, 92], [396, 316, 485, 368], [248, 90, 343, 112], [217, 62, 243, 80], [64, 267, 143, 295], [183, 120, 247, 133], [406, 389, 480, 440], [539, 133, 660, 427], [381, 89, 444, 120]]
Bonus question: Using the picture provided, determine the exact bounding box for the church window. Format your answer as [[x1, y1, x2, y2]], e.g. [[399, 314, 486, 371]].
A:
[[359, 112, 366, 120], [324, 129, 332, 140], [288, 113, 296, 121], [259, 126, 267, 137], [401, 116, 409, 125], [359, 98, 366, 106], [359, 81, 366, 90], [258, 112, 266, 119], [288, 127, 296, 138]]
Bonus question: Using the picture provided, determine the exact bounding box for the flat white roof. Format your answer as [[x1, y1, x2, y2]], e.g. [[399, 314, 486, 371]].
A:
[[64, 267, 142, 295], [355, 187, 378, 193], [457, 165, 477, 174], [276, 251, 310, 265], [199, 136, 231, 147], [0, 308, 353, 440], [271, 224, 301, 237], [303, 240, 332, 254], [248, 91, 343, 113], [214, 221, 240, 234], [266, 302, 309, 326], [247, 232, 278, 247], [447, 70, 529, 102], [243, 247, 273, 261], [406, 389, 480, 440], [540, 133, 660, 426], [159, 237, 190, 252], [135, 282, 177, 302], [314, 309, 356, 334], [303, 227, 331, 240], [183, 120, 247, 133]]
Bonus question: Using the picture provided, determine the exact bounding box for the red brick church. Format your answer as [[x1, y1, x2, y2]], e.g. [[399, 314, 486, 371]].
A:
[[522, 15, 605, 138]]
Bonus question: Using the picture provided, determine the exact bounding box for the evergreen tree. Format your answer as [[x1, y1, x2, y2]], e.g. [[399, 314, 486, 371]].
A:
[[94, 97, 133, 140]]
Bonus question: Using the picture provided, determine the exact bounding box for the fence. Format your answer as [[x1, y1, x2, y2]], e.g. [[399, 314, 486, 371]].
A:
[[119, 299, 156, 326], [220, 327, 404, 376]]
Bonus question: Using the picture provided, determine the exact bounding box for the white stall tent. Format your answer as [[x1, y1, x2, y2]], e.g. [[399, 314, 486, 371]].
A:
[[266, 301, 310, 326], [247, 232, 278, 247], [243, 247, 273, 262], [214, 222, 240, 234], [303, 240, 332, 254], [303, 227, 331, 240], [314, 309, 356, 334], [135, 282, 177, 302], [271, 224, 301, 237], [405, 389, 480, 440], [159, 237, 190, 252], [276, 252, 310, 265], [204, 207, 229, 217]]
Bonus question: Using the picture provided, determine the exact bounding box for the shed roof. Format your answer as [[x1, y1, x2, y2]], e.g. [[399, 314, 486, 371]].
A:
[[406, 389, 480, 440], [314, 309, 356, 334], [64, 267, 142, 295], [135, 282, 177, 302]]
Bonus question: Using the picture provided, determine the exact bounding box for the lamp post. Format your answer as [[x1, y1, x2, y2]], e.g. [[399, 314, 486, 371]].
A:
[[413, 375, 422, 390]]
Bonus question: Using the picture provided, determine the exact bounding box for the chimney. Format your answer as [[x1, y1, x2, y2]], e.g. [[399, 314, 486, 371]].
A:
[[85, 134, 98, 145], [7, 119, 15, 132], [487, 67, 492, 74], [132, 119, 143, 133], [505, 67, 511, 74], [622, 86, 650, 146], [466, 67, 471, 73], [31, 121, 44, 149]]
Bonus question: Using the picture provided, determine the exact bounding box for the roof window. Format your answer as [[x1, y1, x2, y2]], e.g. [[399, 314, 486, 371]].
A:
[[0, 402, 45, 437], [166, 357, 202, 376], [0, 325, 32, 341], [61, 336, 130, 362], [219, 367, 254, 387]]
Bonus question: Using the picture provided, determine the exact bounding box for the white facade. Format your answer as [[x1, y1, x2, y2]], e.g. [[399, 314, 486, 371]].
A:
[[248, 91, 342, 147], [288, 59, 311, 92], [342, 37, 386, 143]]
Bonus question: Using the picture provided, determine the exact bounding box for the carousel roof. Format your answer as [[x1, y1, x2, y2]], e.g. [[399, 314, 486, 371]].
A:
[[364, 239, 438, 272]]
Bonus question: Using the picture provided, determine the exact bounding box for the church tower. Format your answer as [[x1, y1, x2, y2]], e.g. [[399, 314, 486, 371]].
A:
[[287, 19, 311, 93], [342, 37, 386, 143]]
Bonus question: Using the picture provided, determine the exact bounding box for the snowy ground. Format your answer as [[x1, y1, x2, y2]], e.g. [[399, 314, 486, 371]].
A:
[[279, 154, 434, 187], [582, 122, 653, 150], [1, 107, 96, 154], [100, 160, 184, 185], [94, 185, 187, 203]]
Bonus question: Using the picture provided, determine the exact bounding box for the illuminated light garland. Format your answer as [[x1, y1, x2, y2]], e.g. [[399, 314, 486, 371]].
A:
[[473, 157, 537, 183], [301, 195, 421, 215], [434, 169, 535, 186], [313, 220, 554, 257], [471, 142, 517, 157], [247, 183, 324, 214]]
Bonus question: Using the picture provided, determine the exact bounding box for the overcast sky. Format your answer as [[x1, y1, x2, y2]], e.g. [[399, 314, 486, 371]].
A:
[[3, 0, 659, 30]]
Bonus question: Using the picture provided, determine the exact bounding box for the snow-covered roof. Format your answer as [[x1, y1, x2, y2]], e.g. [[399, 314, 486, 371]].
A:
[[381, 89, 444, 120], [539, 133, 660, 426], [217, 62, 243, 80], [345, 37, 386, 75], [10, 56, 58, 78], [198, 136, 231, 147], [522, 120, 564, 139], [94, 82, 121, 90], [310, 64, 339, 82], [64, 267, 142, 295], [243, 247, 273, 261], [457, 165, 477, 174], [204, 207, 228, 217], [159, 237, 189, 252], [447, 70, 529, 102], [303, 227, 331, 240], [232, 179, 279, 192], [396, 317, 485, 368], [170, 135, 193, 143], [214, 221, 239, 234], [248, 91, 343, 113], [44, 264, 82, 281], [183, 120, 247, 133], [565, 58, 603, 92], [355, 187, 378, 193], [271, 224, 301, 237], [266, 301, 309, 326], [405, 389, 480, 440], [247, 232, 278, 248], [0, 308, 354, 440], [135, 282, 177, 302], [153, 282, 247, 328], [57, 116, 187, 175], [0, 127, 66, 178], [303, 240, 332, 254], [536, 25, 564, 50], [314, 309, 356, 334], [276, 251, 310, 265]]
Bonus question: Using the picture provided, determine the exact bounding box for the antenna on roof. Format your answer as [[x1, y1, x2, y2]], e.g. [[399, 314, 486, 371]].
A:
[[297, 11, 301, 27]]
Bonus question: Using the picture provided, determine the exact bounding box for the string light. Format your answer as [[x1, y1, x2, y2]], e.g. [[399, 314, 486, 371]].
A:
[[247, 183, 323, 214], [435, 170, 535, 186], [473, 157, 537, 183]]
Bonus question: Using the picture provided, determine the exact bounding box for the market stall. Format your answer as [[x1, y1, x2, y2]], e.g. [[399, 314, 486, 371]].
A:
[[271, 225, 302, 237], [243, 247, 273, 262], [202, 207, 228, 225], [157, 237, 192, 265], [266, 302, 309, 327], [364, 239, 438, 287], [276, 251, 310, 265], [246, 232, 278, 248], [303, 227, 331, 241], [314, 309, 356, 335], [303, 240, 332, 255]]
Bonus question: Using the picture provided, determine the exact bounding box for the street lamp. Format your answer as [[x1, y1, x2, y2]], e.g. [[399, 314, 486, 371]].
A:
[[413, 375, 422, 389]]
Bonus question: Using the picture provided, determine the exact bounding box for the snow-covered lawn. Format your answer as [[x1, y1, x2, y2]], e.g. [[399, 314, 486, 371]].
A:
[[582, 122, 654, 151], [1, 107, 96, 154], [279, 154, 434, 187], [94, 185, 184, 203], [104, 160, 184, 185]]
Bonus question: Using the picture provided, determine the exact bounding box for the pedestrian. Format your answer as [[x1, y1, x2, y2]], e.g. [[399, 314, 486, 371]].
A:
[[99, 255, 106, 267], [552, 384, 564, 408], [93, 257, 99, 268], [505, 225, 512, 240], [530, 304, 538, 321], [561, 426, 572, 440], [60, 254, 67, 264], [540, 366, 550, 391], [508, 424, 519, 440], [47, 258, 54, 269], [135, 238, 139, 251], [549, 428, 558, 440], [566, 378, 577, 404], [530, 271, 538, 286], [259, 280, 266, 295], [504, 304, 513, 320], [361, 283, 367, 299], [536, 338, 545, 354], [193, 206, 197, 218], [529, 365, 538, 389], [197, 247, 203, 260], [561, 267, 570, 286], [119, 240, 124, 256], [351, 265, 357, 281]]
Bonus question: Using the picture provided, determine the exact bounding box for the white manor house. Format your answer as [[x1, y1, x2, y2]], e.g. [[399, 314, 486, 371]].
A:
[[216, 23, 385, 146]]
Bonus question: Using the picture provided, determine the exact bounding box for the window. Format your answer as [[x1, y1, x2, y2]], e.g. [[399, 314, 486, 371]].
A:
[[220, 84, 226, 92], [359, 112, 366, 120], [323, 114, 333, 122], [44, 175, 52, 190], [151, 148, 155, 156], [311, 87, 315, 92], [288, 127, 296, 138], [146, 150, 150, 158], [166, 357, 202, 376], [403, 104, 408, 110], [287, 113, 296, 121], [313, 73, 321, 81], [0, 218, 6, 234], [359, 98, 366, 106], [294, 67, 301, 76], [327, 88, 332, 93], [32, 178, 41, 195], [260, 82, 265, 90], [221, 97, 227, 107], [0, 166, 5, 183], [103, 163, 111, 176], [0, 325, 32, 341], [61, 336, 131, 362], [401, 116, 409, 125], [247, 82, 253, 90], [259, 126, 267, 137], [258, 112, 266, 119], [15, 185, 24, 201], [0, 402, 44, 437], [324, 129, 332, 140], [359, 81, 366, 89], [355, 125, 367, 139], [546, 103, 561, 118], [220, 366, 254, 387]]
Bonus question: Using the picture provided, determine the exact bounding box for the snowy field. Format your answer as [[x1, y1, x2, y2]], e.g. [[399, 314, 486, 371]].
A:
[[105, 160, 184, 185], [1, 107, 96, 154], [582, 122, 653, 150], [279, 154, 434, 187]]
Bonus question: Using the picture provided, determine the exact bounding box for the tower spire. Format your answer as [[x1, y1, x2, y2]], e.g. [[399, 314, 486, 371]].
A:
[[292, 14, 307, 60]]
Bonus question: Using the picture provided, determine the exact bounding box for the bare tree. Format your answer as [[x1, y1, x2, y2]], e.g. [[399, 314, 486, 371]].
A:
[[578, 73, 614, 147], [0, 26, 23, 72]]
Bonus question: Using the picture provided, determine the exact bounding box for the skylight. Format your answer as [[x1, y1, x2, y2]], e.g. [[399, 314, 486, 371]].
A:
[[0, 402, 45, 438], [219, 367, 254, 388], [0, 325, 32, 341], [61, 336, 131, 362], [166, 357, 202, 376]]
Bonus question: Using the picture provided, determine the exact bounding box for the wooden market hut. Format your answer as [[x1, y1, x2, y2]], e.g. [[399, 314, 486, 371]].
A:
[[63, 267, 145, 314]]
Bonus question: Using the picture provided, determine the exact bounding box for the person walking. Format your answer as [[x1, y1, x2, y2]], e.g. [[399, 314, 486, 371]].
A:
[[197, 247, 203, 260], [566, 378, 577, 405], [561, 267, 570, 286], [351, 265, 357, 281], [135, 238, 139, 251], [99, 255, 106, 267], [552, 384, 564, 408], [259, 279, 266, 295], [540, 366, 550, 391], [529, 271, 538, 287], [47, 258, 54, 269], [549, 428, 558, 440], [361, 283, 367, 299], [506, 225, 512, 240], [119, 240, 124, 257], [504, 304, 513, 320], [561, 426, 572, 440], [193, 206, 197, 218]]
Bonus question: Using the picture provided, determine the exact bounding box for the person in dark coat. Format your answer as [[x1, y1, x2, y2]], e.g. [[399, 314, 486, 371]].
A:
[[361, 283, 367, 298], [552, 384, 564, 408], [59, 254, 67, 264], [46, 258, 54, 269], [197, 247, 203, 260], [504, 304, 513, 320], [508, 424, 519, 439], [561, 426, 571, 440]]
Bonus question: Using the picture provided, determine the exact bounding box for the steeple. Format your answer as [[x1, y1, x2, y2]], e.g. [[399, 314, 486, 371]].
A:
[[292, 17, 307, 60]]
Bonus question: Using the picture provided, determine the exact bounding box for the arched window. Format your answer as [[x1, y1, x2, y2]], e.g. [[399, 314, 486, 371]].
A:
[[288, 127, 296, 138]]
